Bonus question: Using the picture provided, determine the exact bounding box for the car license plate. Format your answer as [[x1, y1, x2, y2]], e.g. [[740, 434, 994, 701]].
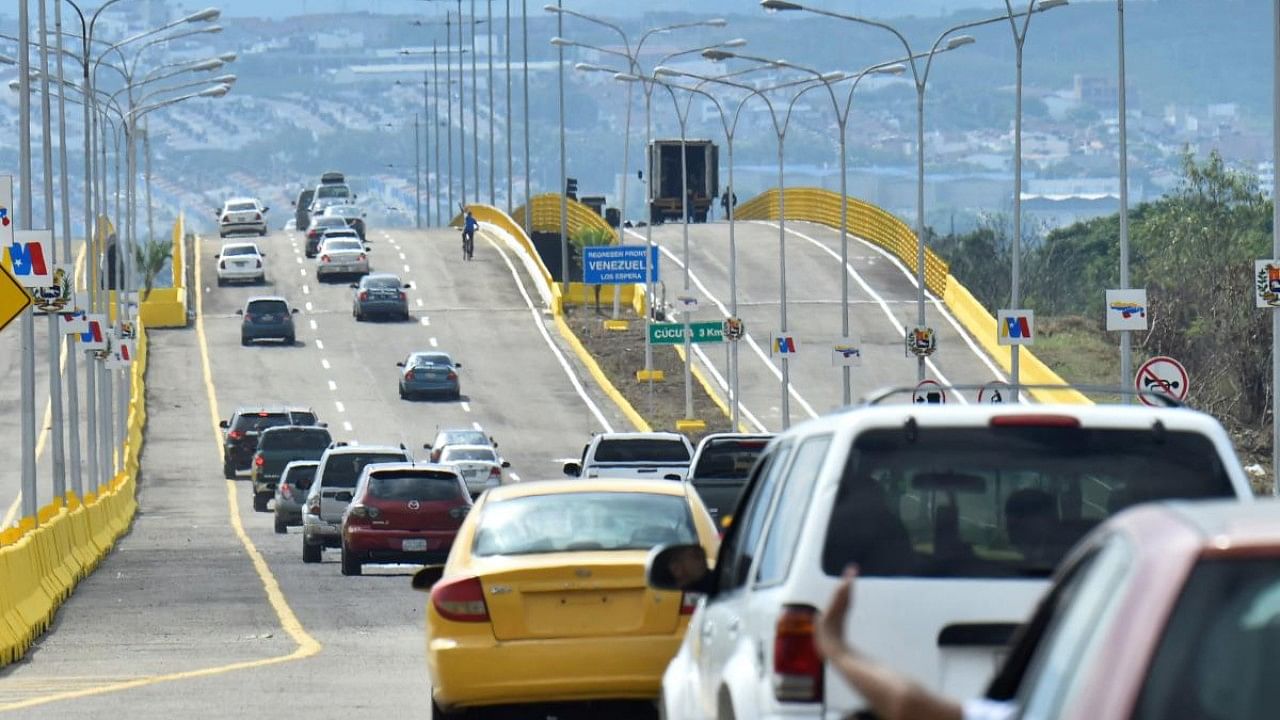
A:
[[463, 469, 479, 479], [402, 538, 428, 552]]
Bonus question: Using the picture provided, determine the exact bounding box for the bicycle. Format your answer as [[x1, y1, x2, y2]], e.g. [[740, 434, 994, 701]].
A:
[[461, 229, 474, 261]]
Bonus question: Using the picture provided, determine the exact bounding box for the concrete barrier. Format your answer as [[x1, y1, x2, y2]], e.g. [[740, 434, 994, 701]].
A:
[[0, 321, 150, 667]]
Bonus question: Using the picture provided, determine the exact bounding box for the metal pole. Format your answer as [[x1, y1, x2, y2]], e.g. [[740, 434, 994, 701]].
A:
[[612, 79, 633, 320], [39, 0, 70, 507], [144, 120, 155, 254], [457, 2, 466, 208], [445, 34, 455, 215], [1117, 0, 1132, 400], [415, 114, 422, 228], [557, 0, 568, 288], [18, 0, 39, 526], [471, 0, 479, 201], [54, 0, 82, 501], [1273, 0, 1279, 496], [914, 83, 927, 382], [642, 88, 654, 374], [521, 0, 531, 230], [778, 134, 791, 428], [679, 116, 692, 420], [1011, 38, 1024, 400], [487, 0, 495, 206], [727, 131, 740, 429], [79, 21, 98, 499], [423, 71, 431, 227], [432, 58, 442, 226], [505, 0, 513, 211], [838, 119, 851, 406]]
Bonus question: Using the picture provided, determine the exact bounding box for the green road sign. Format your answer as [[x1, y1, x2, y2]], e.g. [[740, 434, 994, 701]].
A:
[[649, 321, 724, 345]]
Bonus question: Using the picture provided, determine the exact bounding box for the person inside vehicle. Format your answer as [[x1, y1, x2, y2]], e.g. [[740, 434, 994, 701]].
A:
[[815, 567, 1015, 720], [1004, 487, 1063, 568]]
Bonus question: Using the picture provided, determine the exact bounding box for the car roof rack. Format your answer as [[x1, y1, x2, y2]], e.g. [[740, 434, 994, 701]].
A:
[[856, 383, 1187, 409]]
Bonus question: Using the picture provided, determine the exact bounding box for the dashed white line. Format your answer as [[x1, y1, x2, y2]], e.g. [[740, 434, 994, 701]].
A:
[[416, 299, 423, 308], [429, 337, 438, 347], [460, 401, 471, 412], [334, 400, 346, 413], [419, 317, 430, 327], [403, 264, 411, 273], [309, 319, 318, 330], [295, 256, 302, 264], [300, 268, 307, 277], [321, 359, 331, 369], [342, 421, 353, 432], [305, 301, 313, 312], [302, 284, 310, 295], [315, 339, 325, 350], [509, 472, 521, 483], [471, 421, 483, 431], [399, 252, 406, 260], [328, 380, 337, 391]]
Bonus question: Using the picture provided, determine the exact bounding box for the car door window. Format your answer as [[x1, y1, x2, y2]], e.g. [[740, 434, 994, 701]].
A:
[[755, 435, 831, 587], [714, 441, 793, 594]]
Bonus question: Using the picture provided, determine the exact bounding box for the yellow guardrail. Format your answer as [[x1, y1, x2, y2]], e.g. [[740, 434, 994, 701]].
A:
[[738, 187, 1089, 405], [138, 212, 188, 328], [0, 321, 149, 666]]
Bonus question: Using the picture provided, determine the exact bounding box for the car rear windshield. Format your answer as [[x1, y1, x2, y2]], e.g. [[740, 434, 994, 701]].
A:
[[222, 245, 257, 256], [314, 217, 345, 228], [325, 240, 361, 252], [260, 428, 331, 451], [227, 202, 256, 212], [415, 355, 454, 368], [1132, 557, 1280, 720], [440, 430, 487, 445], [283, 465, 317, 490], [316, 185, 348, 198], [821, 427, 1235, 579], [473, 492, 697, 557], [691, 438, 770, 483], [594, 438, 691, 464], [364, 276, 401, 289], [246, 300, 289, 315], [328, 207, 358, 217], [324, 452, 408, 488], [369, 471, 463, 502], [443, 448, 496, 463], [231, 412, 290, 433]]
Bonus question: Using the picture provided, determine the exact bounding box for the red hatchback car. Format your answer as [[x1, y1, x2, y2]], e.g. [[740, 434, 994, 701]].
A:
[[339, 463, 471, 576], [984, 499, 1280, 720]]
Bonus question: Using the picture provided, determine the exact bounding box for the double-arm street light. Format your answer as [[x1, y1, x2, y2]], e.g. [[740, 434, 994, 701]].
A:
[[763, 0, 1057, 385]]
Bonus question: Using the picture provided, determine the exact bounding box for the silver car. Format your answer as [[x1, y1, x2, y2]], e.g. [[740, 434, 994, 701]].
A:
[[273, 460, 318, 534], [315, 235, 370, 281], [352, 273, 410, 321], [302, 444, 411, 563], [437, 444, 509, 497]]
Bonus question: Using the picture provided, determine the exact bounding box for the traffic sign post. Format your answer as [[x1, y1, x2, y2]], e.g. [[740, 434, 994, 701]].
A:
[[0, 264, 32, 334], [832, 337, 862, 367], [913, 379, 946, 405], [1135, 356, 1189, 406]]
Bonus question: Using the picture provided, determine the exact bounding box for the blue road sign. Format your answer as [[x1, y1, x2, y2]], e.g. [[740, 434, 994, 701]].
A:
[[582, 245, 660, 284]]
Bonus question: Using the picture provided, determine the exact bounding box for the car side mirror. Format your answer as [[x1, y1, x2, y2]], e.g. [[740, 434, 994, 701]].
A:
[[213, 253, 220, 259], [423, 443, 432, 450], [396, 361, 406, 367], [291, 200, 296, 206], [334, 491, 353, 503], [403, 283, 411, 289], [563, 461, 581, 477], [349, 283, 359, 289], [501, 461, 511, 468], [454, 363, 462, 369], [263, 207, 270, 212], [364, 246, 372, 252], [646, 544, 710, 592], [259, 251, 267, 256], [291, 308, 300, 314], [317, 422, 328, 428], [234, 309, 243, 315], [219, 420, 230, 429], [411, 564, 444, 591]]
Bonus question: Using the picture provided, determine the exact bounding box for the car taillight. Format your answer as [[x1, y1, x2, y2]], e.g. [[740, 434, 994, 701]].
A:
[[348, 505, 381, 520], [280, 483, 293, 500], [489, 466, 501, 479], [307, 496, 321, 514], [448, 505, 469, 520], [447, 371, 458, 381], [358, 291, 368, 301], [321, 255, 330, 263], [989, 414, 1081, 428], [255, 259, 262, 268], [431, 576, 489, 622], [398, 291, 407, 301], [357, 254, 366, 262], [405, 369, 415, 381], [680, 592, 702, 615], [773, 605, 822, 703], [254, 212, 262, 220], [253, 455, 265, 467], [244, 313, 254, 323], [228, 430, 244, 440]]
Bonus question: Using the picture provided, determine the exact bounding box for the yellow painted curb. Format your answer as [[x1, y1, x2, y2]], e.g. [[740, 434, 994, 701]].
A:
[[603, 319, 630, 331], [552, 313, 651, 432], [676, 419, 707, 433], [636, 369, 665, 382]]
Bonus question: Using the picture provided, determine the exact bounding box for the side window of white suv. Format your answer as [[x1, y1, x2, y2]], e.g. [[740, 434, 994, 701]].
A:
[[754, 434, 831, 587], [715, 441, 793, 594]]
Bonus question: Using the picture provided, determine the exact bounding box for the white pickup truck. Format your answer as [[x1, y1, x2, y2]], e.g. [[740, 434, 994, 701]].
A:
[[562, 432, 694, 481]]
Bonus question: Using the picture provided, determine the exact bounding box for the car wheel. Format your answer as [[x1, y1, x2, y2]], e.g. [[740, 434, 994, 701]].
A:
[[241, 336, 251, 347], [273, 514, 288, 534], [216, 277, 226, 287], [399, 386, 408, 400], [284, 334, 296, 345], [302, 541, 322, 564], [431, 697, 469, 720], [340, 544, 362, 576], [401, 310, 411, 322], [253, 492, 270, 513], [260, 228, 268, 236], [223, 462, 235, 480]]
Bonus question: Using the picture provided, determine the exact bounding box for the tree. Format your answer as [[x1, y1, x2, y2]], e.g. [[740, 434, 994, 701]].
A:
[[569, 226, 615, 314], [134, 238, 173, 301]]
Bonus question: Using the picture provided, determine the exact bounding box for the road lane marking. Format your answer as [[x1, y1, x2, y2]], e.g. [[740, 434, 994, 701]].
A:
[[301, 284, 310, 295], [399, 252, 406, 260], [342, 421, 353, 432], [637, 229, 819, 422], [315, 339, 324, 350], [460, 401, 471, 412], [472, 421, 483, 432], [295, 257, 301, 264], [309, 320, 317, 330], [334, 401, 346, 413], [321, 359, 331, 370], [416, 299, 423, 308], [509, 472, 521, 483], [403, 264, 411, 273], [429, 337, 438, 347], [689, 343, 769, 434], [305, 301, 313, 312], [0, 233, 335, 716], [328, 380, 337, 391], [481, 232, 614, 431], [299, 268, 306, 277]]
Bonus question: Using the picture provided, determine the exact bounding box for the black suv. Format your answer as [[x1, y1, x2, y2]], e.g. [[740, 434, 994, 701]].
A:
[[294, 188, 315, 231], [220, 406, 321, 478], [249, 425, 333, 512]]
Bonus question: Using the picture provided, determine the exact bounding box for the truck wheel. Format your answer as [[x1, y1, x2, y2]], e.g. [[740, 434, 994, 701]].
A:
[[302, 541, 322, 564]]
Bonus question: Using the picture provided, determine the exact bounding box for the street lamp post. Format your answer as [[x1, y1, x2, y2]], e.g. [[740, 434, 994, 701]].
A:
[[522, 0, 531, 231], [1117, 0, 1132, 400], [19, 0, 38, 526], [505, 0, 513, 212], [487, 0, 495, 206]]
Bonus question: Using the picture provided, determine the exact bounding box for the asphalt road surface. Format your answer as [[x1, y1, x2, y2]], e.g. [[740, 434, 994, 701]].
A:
[[637, 219, 1009, 430], [0, 226, 649, 718]]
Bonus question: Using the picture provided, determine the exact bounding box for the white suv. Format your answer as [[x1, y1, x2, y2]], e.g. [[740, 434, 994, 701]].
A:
[[215, 242, 265, 285], [301, 443, 411, 563], [646, 401, 1253, 720], [218, 197, 268, 237]]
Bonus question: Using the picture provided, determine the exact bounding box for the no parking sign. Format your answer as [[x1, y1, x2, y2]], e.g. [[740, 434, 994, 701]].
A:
[[1134, 356, 1189, 406]]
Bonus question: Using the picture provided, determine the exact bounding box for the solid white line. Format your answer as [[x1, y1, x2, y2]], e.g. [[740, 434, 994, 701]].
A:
[[429, 337, 438, 347], [471, 421, 483, 432], [328, 380, 337, 391], [315, 339, 324, 350], [309, 319, 317, 330], [460, 401, 471, 412], [481, 233, 615, 432], [758, 221, 969, 406], [321, 359, 331, 370], [305, 301, 313, 312], [634, 229, 819, 421], [342, 421, 353, 432], [334, 400, 346, 413]]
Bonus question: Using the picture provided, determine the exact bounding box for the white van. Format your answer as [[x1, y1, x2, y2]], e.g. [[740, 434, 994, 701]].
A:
[[647, 402, 1253, 720]]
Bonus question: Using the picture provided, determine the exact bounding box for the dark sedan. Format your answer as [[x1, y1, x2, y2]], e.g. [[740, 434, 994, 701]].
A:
[[323, 204, 367, 240], [352, 273, 411, 321], [397, 351, 462, 400]]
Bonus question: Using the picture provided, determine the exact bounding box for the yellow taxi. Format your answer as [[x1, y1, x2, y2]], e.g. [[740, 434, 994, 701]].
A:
[[412, 479, 720, 717]]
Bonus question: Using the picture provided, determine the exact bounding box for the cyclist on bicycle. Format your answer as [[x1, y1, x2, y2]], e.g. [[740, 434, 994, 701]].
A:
[[462, 211, 479, 260]]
